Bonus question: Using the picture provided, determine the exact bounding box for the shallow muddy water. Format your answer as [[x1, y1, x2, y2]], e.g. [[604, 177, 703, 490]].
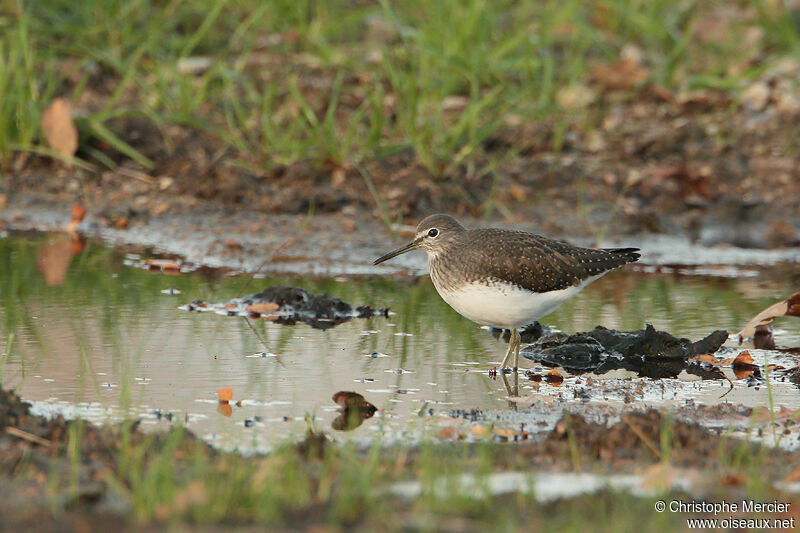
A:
[[1, 232, 799, 452]]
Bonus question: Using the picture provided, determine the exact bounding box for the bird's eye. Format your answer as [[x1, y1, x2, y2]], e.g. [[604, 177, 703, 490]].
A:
[[427, 228, 439, 238]]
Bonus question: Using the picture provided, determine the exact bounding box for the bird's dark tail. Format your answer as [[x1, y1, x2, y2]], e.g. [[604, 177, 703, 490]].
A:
[[605, 247, 641, 263]]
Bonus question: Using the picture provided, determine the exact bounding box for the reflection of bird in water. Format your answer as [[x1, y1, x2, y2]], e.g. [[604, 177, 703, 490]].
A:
[[374, 214, 640, 373], [331, 391, 377, 431]]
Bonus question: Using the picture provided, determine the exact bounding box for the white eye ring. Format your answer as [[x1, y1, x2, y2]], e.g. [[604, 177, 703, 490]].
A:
[[427, 228, 439, 238]]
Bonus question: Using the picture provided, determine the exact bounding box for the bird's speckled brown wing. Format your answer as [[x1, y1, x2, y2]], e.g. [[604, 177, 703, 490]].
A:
[[453, 229, 640, 293]]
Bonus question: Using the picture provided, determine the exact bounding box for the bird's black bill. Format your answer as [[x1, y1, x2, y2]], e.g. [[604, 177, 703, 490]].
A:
[[373, 238, 422, 265]]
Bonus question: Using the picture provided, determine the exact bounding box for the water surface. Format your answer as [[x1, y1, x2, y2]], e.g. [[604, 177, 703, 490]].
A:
[[1, 233, 799, 451]]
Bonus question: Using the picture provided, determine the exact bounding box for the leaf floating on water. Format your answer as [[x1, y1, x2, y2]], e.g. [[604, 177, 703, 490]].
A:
[[545, 369, 564, 384], [331, 391, 373, 410], [330, 391, 377, 431], [217, 386, 233, 403], [736, 291, 800, 342], [245, 302, 280, 315], [144, 259, 183, 273], [732, 351, 755, 367], [732, 351, 758, 380], [41, 97, 78, 160]]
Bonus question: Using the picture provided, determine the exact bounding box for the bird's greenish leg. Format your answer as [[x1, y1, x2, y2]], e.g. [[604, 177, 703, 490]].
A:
[[499, 328, 520, 371]]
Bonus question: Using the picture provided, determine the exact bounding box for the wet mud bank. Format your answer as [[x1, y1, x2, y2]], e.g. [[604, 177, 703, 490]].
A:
[[3, 385, 798, 530], [1, 203, 799, 278]]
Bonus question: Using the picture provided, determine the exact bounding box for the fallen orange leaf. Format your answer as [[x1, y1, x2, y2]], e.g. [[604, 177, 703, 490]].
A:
[[494, 428, 518, 440], [71, 205, 87, 223], [437, 427, 456, 439], [737, 292, 800, 341], [217, 386, 233, 402], [246, 302, 280, 315], [545, 369, 564, 384], [41, 97, 78, 159], [732, 351, 755, 367]]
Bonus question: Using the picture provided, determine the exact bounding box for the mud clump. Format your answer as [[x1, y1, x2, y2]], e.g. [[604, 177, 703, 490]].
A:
[[521, 324, 729, 379], [183, 285, 389, 330], [540, 410, 735, 468]]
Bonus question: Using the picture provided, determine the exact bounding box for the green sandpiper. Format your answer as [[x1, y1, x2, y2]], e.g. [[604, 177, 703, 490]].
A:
[[374, 214, 640, 371]]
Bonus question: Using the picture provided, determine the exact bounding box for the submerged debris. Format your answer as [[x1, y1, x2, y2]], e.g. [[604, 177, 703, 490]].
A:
[[182, 285, 389, 329], [736, 291, 800, 350], [521, 324, 729, 379], [331, 391, 377, 431]]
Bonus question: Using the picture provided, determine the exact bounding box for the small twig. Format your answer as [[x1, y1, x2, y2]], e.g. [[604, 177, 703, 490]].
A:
[[621, 414, 661, 459], [719, 375, 735, 399], [5, 427, 54, 447]]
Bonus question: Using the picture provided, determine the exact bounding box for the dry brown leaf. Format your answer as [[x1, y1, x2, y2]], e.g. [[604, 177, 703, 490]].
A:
[[66, 204, 87, 233], [331, 391, 375, 413], [732, 350, 755, 367], [41, 98, 78, 159], [737, 292, 800, 340], [145, 259, 182, 272], [246, 302, 280, 315], [494, 428, 518, 439], [545, 369, 564, 384], [217, 386, 233, 403], [437, 426, 456, 439]]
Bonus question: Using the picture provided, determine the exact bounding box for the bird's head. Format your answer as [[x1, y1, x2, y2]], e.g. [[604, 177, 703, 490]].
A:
[[373, 214, 465, 265]]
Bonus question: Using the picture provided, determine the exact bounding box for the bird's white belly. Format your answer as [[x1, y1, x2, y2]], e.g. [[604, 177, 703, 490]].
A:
[[435, 276, 603, 329]]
